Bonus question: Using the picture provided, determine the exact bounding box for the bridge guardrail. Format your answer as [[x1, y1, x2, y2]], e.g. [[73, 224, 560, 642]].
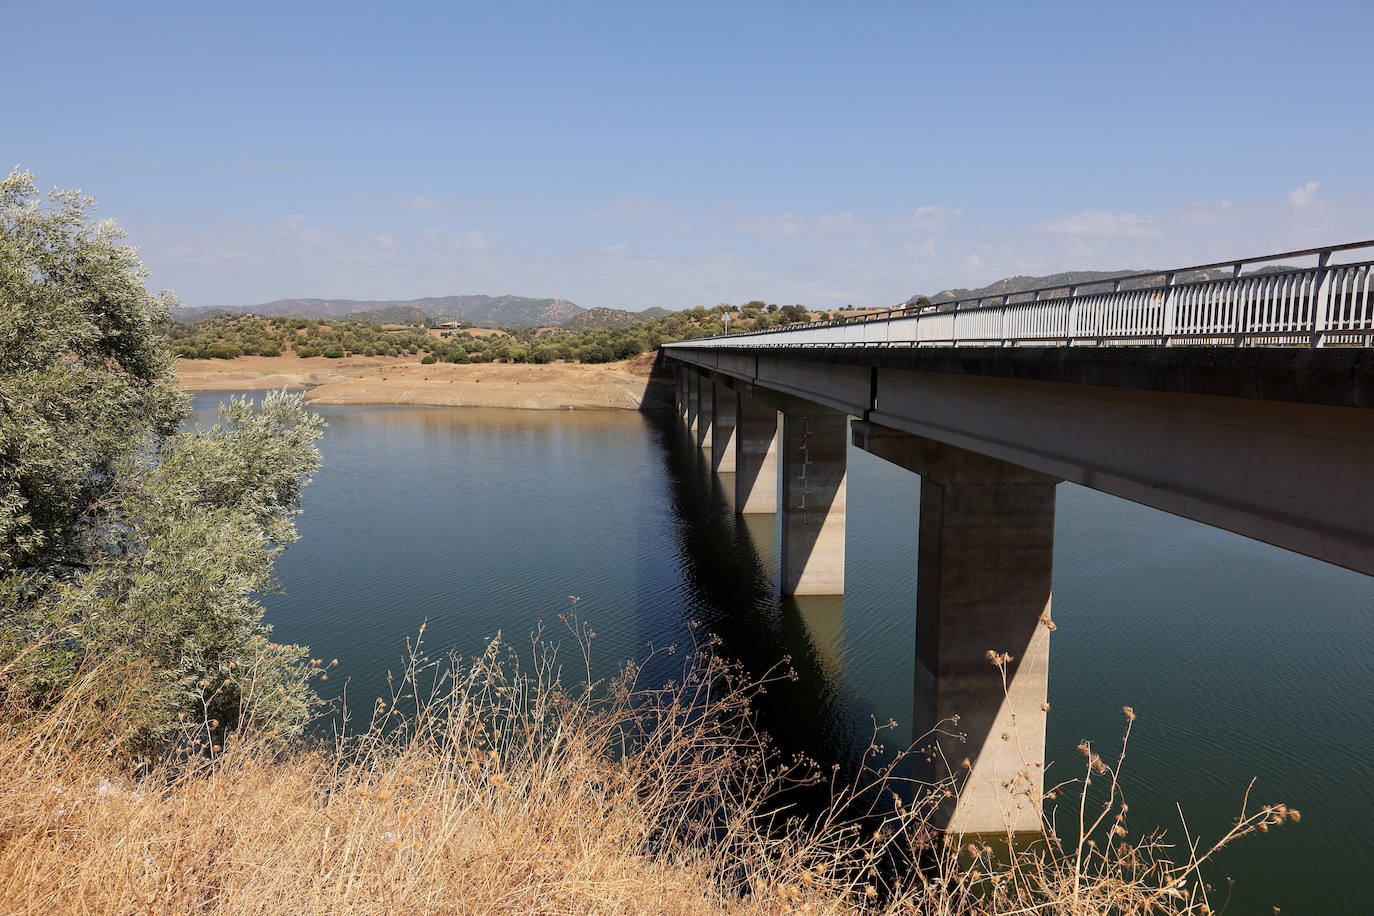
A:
[[664, 240, 1374, 349]]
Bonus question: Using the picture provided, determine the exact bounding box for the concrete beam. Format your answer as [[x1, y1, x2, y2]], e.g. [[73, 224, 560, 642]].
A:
[[870, 368, 1374, 576], [671, 343, 1374, 410], [712, 377, 737, 473], [779, 400, 848, 595], [735, 390, 779, 514]]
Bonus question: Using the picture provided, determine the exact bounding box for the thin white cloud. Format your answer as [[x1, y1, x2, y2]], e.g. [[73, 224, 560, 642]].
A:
[[1040, 209, 1162, 239], [273, 214, 324, 245], [736, 205, 959, 240], [404, 195, 447, 212], [423, 227, 489, 251], [818, 211, 859, 233], [592, 196, 667, 224], [734, 212, 803, 238], [904, 236, 937, 258], [1287, 181, 1319, 207], [165, 243, 250, 264], [902, 205, 952, 232]]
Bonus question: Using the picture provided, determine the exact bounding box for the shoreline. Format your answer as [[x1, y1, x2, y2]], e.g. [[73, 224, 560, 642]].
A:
[[177, 353, 661, 410]]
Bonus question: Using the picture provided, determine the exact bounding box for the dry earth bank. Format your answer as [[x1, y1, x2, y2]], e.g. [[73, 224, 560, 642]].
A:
[[177, 353, 657, 409]]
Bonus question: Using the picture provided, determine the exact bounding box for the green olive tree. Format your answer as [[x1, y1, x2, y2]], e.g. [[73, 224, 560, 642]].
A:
[[0, 167, 324, 747]]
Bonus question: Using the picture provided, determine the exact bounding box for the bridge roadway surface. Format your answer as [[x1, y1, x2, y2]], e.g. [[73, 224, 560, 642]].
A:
[[657, 241, 1374, 836]]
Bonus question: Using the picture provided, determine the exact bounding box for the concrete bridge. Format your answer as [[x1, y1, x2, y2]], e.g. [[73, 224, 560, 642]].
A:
[[659, 241, 1374, 835]]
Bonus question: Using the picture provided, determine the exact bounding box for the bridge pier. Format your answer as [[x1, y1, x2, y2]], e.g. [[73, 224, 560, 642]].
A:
[[779, 400, 847, 596], [675, 366, 688, 422], [735, 390, 779, 514], [854, 422, 1056, 835], [686, 370, 700, 434], [696, 372, 714, 451], [712, 378, 737, 473]]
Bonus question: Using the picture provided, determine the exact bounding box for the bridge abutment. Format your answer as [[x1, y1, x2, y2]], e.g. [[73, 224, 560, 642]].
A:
[[779, 400, 847, 596], [735, 391, 779, 514], [855, 422, 1056, 835]]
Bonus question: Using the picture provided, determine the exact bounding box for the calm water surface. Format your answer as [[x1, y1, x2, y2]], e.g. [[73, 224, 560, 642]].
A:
[[194, 392, 1374, 915]]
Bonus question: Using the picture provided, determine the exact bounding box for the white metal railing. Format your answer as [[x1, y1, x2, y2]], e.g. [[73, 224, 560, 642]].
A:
[[664, 241, 1374, 350]]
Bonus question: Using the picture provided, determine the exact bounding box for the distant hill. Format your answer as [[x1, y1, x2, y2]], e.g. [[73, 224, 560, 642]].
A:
[[171, 294, 676, 328], [559, 307, 643, 330], [344, 305, 431, 324], [910, 265, 1302, 307], [172, 294, 588, 327]]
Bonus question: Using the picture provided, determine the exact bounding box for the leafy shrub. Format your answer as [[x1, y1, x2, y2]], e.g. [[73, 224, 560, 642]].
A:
[[0, 168, 323, 749]]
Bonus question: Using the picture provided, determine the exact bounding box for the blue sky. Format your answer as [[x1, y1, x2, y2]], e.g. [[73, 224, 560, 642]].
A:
[[7, 0, 1372, 309]]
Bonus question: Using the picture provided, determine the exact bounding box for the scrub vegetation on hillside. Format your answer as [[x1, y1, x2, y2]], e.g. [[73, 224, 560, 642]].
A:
[[2, 168, 1293, 914], [163, 302, 821, 365]]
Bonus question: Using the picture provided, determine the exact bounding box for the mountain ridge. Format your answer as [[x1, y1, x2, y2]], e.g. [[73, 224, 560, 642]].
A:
[[171, 294, 653, 327]]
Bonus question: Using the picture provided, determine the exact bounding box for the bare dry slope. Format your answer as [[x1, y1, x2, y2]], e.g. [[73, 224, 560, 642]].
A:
[[177, 354, 655, 410]]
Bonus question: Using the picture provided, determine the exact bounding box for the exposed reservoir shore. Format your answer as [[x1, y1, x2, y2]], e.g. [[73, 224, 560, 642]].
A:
[[177, 352, 660, 409]]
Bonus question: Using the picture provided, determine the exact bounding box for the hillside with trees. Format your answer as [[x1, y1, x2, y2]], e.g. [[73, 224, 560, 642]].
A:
[[164, 301, 835, 365], [559, 306, 645, 330], [174, 294, 617, 327]]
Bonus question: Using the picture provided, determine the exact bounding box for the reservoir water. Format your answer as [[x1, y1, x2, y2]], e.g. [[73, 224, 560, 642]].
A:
[[194, 392, 1374, 914]]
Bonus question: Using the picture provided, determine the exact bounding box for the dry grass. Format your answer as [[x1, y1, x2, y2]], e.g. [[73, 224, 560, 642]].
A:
[[0, 623, 1294, 915]]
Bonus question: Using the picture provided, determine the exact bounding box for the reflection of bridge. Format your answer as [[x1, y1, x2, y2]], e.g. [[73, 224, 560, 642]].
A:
[[659, 242, 1374, 835]]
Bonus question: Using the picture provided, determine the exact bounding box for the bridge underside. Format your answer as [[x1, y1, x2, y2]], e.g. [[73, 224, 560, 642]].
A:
[[663, 345, 1374, 836], [668, 345, 1374, 577]]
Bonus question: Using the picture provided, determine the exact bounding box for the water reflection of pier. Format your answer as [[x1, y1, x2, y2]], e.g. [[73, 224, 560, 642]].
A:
[[650, 412, 873, 789]]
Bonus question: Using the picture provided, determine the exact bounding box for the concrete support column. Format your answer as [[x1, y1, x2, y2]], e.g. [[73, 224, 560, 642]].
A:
[[711, 379, 737, 473], [779, 402, 847, 596], [686, 371, 700, 434], [854, 423, 1055, 835], [676, 366, 688, 421], [696, 373, 714, 450], [735, 391, 779, 514], [916, 463, 1055, 835]]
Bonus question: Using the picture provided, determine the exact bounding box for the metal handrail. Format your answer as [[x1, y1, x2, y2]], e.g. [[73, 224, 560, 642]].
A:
[[664, 241, 1374, 350]]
